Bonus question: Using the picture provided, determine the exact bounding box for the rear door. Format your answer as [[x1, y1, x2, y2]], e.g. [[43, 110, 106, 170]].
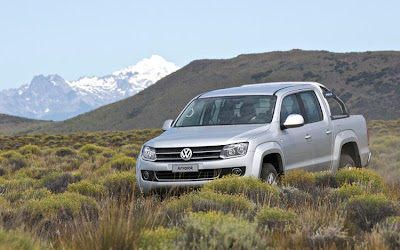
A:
[[279, 93, 314, 171], [298, 91, 333, 171]]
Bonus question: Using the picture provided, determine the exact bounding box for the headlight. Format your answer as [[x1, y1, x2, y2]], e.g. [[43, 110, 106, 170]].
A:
[[142, 146, 157, 161], [220, 142, 249, 158]]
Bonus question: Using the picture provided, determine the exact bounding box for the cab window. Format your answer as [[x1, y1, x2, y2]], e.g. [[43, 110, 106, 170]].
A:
[[299, 91, 323, 123], [280, 94, 301, 124]]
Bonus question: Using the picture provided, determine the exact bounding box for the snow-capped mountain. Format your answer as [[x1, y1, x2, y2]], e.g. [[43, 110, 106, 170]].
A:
[[0, 55, 179, 121]]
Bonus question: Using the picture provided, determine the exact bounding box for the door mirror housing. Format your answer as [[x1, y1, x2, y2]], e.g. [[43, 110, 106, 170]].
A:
[[162, 119, 174, 131], [282, 114, 305, 129]]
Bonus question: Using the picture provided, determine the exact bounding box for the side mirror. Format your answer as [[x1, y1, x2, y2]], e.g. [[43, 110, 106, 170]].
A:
[[162, 119, 174, 131], [282, 114, 304, 129]]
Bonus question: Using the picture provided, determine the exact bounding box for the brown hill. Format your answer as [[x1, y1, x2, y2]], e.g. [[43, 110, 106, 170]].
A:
[[0, 114, 52, 134]]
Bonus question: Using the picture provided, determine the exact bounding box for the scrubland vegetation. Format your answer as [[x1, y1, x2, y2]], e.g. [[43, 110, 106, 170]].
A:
[[0, 120, 398, 249]]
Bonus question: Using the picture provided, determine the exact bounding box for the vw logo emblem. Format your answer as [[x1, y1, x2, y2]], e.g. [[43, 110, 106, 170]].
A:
[[180, 148, 192, 161]]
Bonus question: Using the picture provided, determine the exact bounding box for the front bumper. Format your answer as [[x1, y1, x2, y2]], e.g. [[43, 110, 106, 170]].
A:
[[136, 151, 255, 193]]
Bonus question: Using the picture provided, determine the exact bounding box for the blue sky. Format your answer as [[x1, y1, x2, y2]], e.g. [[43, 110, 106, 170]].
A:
[[1, 0, 399, 89]]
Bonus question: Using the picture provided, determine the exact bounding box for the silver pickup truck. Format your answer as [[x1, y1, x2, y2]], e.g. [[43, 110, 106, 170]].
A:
[[136, 82, 371, 193]]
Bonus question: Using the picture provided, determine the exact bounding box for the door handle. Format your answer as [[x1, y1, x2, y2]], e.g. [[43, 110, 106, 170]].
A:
[[326, 130, 332, 135], [305, 134, 312, 139]]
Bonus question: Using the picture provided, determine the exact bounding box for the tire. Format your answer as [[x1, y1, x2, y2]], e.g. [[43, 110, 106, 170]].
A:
[[260, 163, 278, 185], [339, 154, 356, 169]]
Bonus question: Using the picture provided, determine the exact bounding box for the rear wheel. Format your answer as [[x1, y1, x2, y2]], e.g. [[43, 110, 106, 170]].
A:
[[261, 163, 278, 185], [339, 154, 356, 169]]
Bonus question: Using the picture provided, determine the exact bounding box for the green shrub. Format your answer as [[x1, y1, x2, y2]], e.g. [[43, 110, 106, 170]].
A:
[[24, 192, 98, 221], [166, 190, 254, 215], [182, 211, 266, 249], [1, 150, 22, 159], [79, 144, 104, 156], [55, 147, 76, 157], [280, 169, 316, 189], [100, 148, 117, 158], [6, 188, 51, 203], [255, 206, 296, 228], [19, 145, 42, 156], [109, 156, 136, 171], [103, 172, 136, 196], [2, 152, 28, 170], [138, 227, 180, 250], [203, 176, 278, 205], [68, 180, 107, 197], [0, 177, 38, 192], [336, 168, 384, 191], [347, 194, 397, 231], [335, 183, 366, 199]]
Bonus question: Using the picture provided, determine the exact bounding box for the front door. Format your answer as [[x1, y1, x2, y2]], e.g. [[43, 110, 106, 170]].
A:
[[279, 93, 314, 171]]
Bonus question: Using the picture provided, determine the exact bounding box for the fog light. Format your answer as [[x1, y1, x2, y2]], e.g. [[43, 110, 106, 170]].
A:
[[231, 168, 243, 176], [143, 171, 150, 180]]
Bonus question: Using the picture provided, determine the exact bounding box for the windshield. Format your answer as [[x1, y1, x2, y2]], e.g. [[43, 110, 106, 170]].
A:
[[175, 95, 276, 127]]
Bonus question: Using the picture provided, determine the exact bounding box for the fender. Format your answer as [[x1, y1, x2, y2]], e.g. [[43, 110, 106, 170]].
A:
[[331, 129, 360, 173], [250, 141, 284, 178]]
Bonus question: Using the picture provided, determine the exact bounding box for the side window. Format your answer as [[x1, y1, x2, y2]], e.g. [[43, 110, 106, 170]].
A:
[[299, 91, 323, 123], [280, 94, 301, 123]]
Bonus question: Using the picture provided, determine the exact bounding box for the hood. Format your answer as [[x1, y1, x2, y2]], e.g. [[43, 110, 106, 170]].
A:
[[146, 124, 271, 148]]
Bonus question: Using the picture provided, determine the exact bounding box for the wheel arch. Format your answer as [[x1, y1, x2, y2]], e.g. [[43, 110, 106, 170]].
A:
[[252, 141, 285, 178], [331, 130, 361, 172]]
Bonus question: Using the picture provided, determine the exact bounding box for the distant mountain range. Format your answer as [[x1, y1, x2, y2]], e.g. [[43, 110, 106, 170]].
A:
[[35, 50, 400, 134], [0, 55, 179, 121]]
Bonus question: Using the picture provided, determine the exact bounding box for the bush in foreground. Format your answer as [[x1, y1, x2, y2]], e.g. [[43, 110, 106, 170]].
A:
[[19, 145, 42, 156], [280, 169, 316, 190], [336, 168, 384, 191], [23, 192, 98, 221], [182, 211, 266, 250], [103, 172, 136, 196], [68, 180, 107, 197], [203, 175, 278, 205], [166, 190, 254, 215], [335, 183, 366, 199], [255, 206, 296, 229], [138, 227, 180, 250], [109, 156, 136, 171], [347, 193, 397, 231]]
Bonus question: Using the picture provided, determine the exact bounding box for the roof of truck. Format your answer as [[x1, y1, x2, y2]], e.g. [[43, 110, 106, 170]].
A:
[[199, 82, 326, 98]]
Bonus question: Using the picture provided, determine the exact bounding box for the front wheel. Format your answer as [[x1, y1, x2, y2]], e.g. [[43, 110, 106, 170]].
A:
[[260, 163, 278, 185]]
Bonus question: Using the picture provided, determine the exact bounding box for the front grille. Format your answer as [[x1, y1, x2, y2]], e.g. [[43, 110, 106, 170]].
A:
[[155, 169, 221, 181], [155, 146, 223, 162], [141, 167, 246, 182]]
